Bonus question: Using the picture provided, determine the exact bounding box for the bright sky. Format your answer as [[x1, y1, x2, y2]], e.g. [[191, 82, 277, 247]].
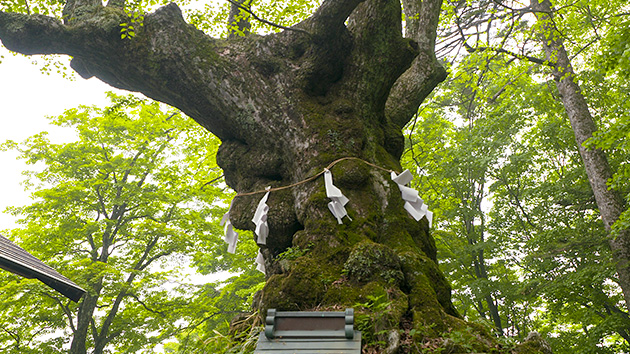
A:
[[0, 47, 122, 231]]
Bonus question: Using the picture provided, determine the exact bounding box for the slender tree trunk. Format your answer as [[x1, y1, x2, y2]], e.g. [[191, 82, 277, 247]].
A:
[[227, 0, 251, 38], [592, 286, 630, 343], [70, 282, 102, 354], [471, 248, 502, 334], [531, 0, 630, 312], [478, 255, 503, 334], [466, 198, 503, 334], [70, 295, 94, 354], [70, 206, 122, 352]]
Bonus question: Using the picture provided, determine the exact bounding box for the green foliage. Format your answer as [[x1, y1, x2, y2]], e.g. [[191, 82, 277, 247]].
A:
[[163, 273, 264, 353], [403, 49, 538, 338], [0, 92, 253, 353], [183, 0, 320, 38], [405, 0, 630, 349], [120, 11, 144, 39], [354, 294, 394, 348], [276, 242, 312, 261]]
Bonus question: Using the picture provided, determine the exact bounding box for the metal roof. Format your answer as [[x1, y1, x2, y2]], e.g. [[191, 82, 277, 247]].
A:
[[0, 234, 86, 302]]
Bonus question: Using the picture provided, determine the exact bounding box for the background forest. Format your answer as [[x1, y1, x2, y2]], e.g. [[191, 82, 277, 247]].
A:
[[0, 0, 629, 353]]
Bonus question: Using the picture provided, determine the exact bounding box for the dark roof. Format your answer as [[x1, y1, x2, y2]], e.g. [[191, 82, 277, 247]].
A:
[[0, 234, 86, 302]]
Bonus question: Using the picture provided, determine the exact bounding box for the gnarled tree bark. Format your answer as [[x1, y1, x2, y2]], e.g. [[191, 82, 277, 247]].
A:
[[1, 0, 496, 351]]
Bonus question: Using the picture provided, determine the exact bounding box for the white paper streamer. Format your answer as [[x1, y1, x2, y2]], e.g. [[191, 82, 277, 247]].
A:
[[324, 169, 352, 224], [226, 231, 238, 254], [255, 250, 266, 274], [220, 201, 239, 254], [252, 189, 270, 245], [391, 169, 433, 227]]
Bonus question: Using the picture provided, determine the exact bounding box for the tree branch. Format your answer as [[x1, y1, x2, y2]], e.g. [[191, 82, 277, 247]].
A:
[[1, 327, 21, 348], [2, 3, 280, 143], [89, 316, 98, 341], [200, 174, 224, 190], [464, 42, 551, 66], [128, 292, 166, 317], [0, 11, 70, 54], [94, 235, 161, 351], [94, 185, 110, 219], [104, 329, 124, 345], [137, 250, 173, 271], [24, 0, 31, 15], [385, 0, 447, 131], [225, 0, 310, 36], [42, 292, 77, 333], [308, 0, 365, 34]]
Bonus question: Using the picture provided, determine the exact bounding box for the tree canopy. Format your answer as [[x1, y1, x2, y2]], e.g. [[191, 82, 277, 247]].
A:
[[0, 93, 264, 353], [400, 0, 630, 351]]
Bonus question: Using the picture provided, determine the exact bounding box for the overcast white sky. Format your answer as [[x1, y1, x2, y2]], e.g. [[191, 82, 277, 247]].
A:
[[0, 47, 123, 231]]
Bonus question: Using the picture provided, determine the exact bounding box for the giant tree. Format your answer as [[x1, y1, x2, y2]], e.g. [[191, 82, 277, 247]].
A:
[[0, 0, 500, 351]]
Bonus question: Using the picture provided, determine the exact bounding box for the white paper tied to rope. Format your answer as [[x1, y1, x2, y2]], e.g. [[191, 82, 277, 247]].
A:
[[255, 250, 266, 274], [391, 169, 433, 227], [220, 202, 239, 254], [252, 189, 271, 245], [324, 169, 352, 224]]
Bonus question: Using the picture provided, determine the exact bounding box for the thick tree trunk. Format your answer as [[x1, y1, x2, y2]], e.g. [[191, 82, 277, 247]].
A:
[[531, 0, 630, 313], [1, 0, 497, 351]]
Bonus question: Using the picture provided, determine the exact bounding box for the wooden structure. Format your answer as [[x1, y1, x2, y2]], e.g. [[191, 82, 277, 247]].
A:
[[0, 234, 85, 302], [255, 308, 361, 353]]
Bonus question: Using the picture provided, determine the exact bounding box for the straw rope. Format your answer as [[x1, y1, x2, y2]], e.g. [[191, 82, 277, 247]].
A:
[[234, 157, 397, 197]]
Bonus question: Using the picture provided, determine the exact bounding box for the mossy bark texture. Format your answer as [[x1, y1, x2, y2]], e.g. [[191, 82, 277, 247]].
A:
[[1, 0, 500, 352]]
